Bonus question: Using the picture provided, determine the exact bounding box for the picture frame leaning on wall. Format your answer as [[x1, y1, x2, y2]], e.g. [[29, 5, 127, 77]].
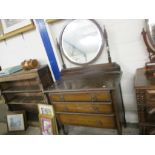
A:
[[7, 111, 27, 132], [39, 114, 59, 135]]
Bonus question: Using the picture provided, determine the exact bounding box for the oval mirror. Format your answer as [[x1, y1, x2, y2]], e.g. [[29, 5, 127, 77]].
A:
[[146, 19, 155, 50], [60, 19, 105, 65]]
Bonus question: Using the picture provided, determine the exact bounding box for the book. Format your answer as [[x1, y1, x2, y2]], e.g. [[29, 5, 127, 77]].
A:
[[0, 65, 22, 77]]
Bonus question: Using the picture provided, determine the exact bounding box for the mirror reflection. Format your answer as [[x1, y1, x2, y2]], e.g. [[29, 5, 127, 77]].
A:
[[60, 19, 104, 65], [147, 19, 155, 47]]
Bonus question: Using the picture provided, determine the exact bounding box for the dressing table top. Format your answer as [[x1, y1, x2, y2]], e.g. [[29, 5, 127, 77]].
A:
[[45, 63, 122, 92], [135, 67, 155, 89]]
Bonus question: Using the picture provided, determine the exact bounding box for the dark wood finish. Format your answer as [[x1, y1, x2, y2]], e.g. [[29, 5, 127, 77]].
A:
[[45, 63, 126, 134], [0, 65, 53, 125], [135, 67, 155, 134]]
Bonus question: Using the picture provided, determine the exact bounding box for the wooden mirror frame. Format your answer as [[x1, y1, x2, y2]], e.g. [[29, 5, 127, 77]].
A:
[[142, 19, 155, 62], [59, 19, 105, 65]]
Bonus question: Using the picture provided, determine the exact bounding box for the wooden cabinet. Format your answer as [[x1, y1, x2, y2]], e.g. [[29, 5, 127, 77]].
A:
[[0, 65, 53, 126], [135, 68, 155, 134], [45, 63, 126, 134]]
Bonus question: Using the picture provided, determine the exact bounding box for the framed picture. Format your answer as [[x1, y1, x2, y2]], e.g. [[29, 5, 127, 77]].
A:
[[1, 19, 33, 34], [39, 114, 58, 135], [38, 104, 54, 116], [7, 111, 27, 132], [39, 114, 54, 135], [0, 19, 35, 40], [46, 19, 62, 24], [0, 21, 4, 37]]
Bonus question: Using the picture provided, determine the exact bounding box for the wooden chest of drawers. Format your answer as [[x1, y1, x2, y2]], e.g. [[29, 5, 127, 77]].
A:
[[45, 63, 126, 134], [49, 90, 116, 129], [135, 68, 155, 134]]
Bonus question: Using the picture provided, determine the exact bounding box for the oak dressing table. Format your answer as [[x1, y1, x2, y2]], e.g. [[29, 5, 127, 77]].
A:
[[45, 19, 126, 134]]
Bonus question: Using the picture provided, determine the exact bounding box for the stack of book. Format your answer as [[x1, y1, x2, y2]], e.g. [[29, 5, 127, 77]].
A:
[[0, 65, 22, 77]]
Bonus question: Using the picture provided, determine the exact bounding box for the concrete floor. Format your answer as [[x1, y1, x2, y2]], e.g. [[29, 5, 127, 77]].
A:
[[0, 123, 139, 135]]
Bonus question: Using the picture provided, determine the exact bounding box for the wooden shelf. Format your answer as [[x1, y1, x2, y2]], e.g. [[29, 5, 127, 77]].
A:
[[0, 65, 53, 124], [2, 85, 41, 93], [7, 96, 45, 105]]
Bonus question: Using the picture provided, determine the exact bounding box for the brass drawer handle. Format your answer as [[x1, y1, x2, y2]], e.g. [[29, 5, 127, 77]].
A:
[[60, 94, 64, 101], [91, 94, 97, 102], [96, 120, 102, 126], [93, 107, 99, 112], [63, 107, 68, 111]]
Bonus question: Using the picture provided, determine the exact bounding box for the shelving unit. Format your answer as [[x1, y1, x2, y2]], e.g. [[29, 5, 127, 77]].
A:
[[0, 65, 53, 126]]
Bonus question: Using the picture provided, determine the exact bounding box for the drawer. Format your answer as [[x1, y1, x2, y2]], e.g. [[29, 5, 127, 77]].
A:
[[138, 104, 155, 123], [146, 90, 155, 102], [49, 91, 111, 102], [53, 102, 113, 114], [56, 113, 116, 129]]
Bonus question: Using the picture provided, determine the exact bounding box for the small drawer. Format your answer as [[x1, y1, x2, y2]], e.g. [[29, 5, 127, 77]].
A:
[[145, 106, 155, 123], [146, 90, 155, 102], [56, 113, 116, 129], [53, 102, 113, 114], [49, 91, 111, 102], [138, 104, 155, 123]]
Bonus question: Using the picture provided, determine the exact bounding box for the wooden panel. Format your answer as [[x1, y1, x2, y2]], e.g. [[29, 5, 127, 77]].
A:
[[49, 91, 111, 102], [37, 65, 54, 89], [56, 113, 116, 128], [53, 102, 113, 114]]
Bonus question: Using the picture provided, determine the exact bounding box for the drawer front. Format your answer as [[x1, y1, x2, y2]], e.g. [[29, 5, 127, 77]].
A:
[[53, 102, 113, 114], [49, 91, 111, 102], [56, 113, 116, 129], [146, 90, 155, 102], [138, 104, 155, 123]]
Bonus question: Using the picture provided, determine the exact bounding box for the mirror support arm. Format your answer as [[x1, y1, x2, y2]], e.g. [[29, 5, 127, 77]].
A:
[[104, 27, 112, 63], [56, 39, 66, 69]]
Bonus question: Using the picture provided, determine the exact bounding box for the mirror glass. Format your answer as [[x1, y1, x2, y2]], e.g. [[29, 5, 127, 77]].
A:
[[146, 19, 155, 48], [60, 19, 104, 65]]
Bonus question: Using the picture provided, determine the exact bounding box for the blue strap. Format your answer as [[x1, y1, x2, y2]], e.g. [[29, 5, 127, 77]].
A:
[[35, 19, 60, 80]]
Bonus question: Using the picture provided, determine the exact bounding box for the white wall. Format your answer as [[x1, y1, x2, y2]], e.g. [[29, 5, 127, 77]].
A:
[[47, 19, 148, 123], [0, 22, 49, 69], [0, 19, 148, 123]]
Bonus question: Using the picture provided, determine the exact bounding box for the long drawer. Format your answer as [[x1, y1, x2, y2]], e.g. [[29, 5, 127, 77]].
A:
[[49, 91, 111, 102], [56, 113, 116, 129], [53, 102, 113, 114]]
